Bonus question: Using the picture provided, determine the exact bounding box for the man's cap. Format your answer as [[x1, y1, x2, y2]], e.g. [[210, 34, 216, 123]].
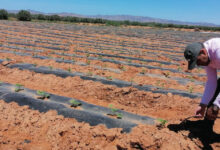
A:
[[184, 42, 204, 70]]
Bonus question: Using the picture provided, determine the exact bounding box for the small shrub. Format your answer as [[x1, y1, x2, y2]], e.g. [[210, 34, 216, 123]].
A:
[[17, 10, 32, 21], [0, 9, 8, 20]]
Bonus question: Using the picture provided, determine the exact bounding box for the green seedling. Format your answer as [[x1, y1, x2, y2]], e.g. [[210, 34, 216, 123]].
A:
[[103, 64, 108, 68], [108, 104, 123, 119], [6, 57, 10, 61], [98, 55, 103, 59], [86, 60, 91, 65], [33, 63, 38, 67], [69, 99, 82, 108], [130, 77, 134, 86], [127, 59, 132, 63], [106, 76, 112, 80], [49, 66, 53, 70], [15, 84, 24, 92], [36, 90, 50, 99], [109, 104, 118, 112], [86, 71, 93, 76], [67, 67, 72, 73], [188, 86, 194, 93], [156, 118, 168, 128], [140, 68, 146, 74], [86, 53, 90, 57], [187, 75, 195, 82], [158, 63, 162, 67], [119, 65, 126, 71], [177, 66, 182, 71]]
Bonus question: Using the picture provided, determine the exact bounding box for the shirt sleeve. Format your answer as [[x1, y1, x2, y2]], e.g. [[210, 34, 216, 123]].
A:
[[200, 66, 217, 105]]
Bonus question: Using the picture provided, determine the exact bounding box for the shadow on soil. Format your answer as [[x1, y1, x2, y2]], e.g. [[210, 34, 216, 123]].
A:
[[168, 119, 220, 150]]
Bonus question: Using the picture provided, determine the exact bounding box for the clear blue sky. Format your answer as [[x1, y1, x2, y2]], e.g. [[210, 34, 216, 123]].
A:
[[1, 0, 220, 25]]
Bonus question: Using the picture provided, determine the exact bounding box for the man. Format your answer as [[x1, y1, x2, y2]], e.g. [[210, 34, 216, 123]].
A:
[[184, 38, 220, 131]]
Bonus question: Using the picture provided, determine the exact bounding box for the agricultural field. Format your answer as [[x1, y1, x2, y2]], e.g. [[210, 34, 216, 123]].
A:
[[0, 20, 219, 150]]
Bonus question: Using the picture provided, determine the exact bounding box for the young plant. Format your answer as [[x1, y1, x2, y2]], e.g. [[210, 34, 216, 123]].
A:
[[36, 90, 50, 99], [98, 55, 103, 59], [127, 59, 132, 63], [86, 71, 93, 76], [140, 68, 146, 75], [156, 118, 168, 128], [69, 99, 82, 108], [33, 63, 38, 67], [49, 66, 53, 70], [15, 84, 24, 92], [106, 76, 112, 80], [119, 65, 126, 71], [177, 66, 182, 71], [86, 60, 91, 65], [187, 75, 195, 82], [130, 77, 134, 86], [67, 67, 72, 73], [188, 86, 194, 93], [86, 53, 90, 57], [108, 104, 123, 119]]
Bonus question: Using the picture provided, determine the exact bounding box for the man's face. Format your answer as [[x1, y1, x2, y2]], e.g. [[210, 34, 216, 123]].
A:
[[196, 48, 209, 66]]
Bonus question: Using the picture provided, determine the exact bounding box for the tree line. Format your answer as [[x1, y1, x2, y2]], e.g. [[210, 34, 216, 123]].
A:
[[0, 9, 220, 31]]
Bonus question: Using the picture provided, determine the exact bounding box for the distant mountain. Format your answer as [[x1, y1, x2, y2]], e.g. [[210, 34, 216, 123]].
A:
[[89, 15, 220, 27], [5, 9, 220, 27]]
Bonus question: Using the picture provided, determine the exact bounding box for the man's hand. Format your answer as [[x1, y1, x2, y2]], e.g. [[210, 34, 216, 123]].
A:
[[195, 104, 206, 118], [205, 105, 219, 120]]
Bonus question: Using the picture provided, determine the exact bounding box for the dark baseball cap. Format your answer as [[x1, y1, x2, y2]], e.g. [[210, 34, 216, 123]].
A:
[[184, 42, 204, 70]]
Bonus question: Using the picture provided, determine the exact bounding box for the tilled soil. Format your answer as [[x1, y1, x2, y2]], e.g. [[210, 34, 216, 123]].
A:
[[0, 21, 220, 150], [1, 100, 219, 150]]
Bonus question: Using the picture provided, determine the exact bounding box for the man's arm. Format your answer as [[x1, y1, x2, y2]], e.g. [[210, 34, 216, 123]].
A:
[[200, 66, 217, 105]]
